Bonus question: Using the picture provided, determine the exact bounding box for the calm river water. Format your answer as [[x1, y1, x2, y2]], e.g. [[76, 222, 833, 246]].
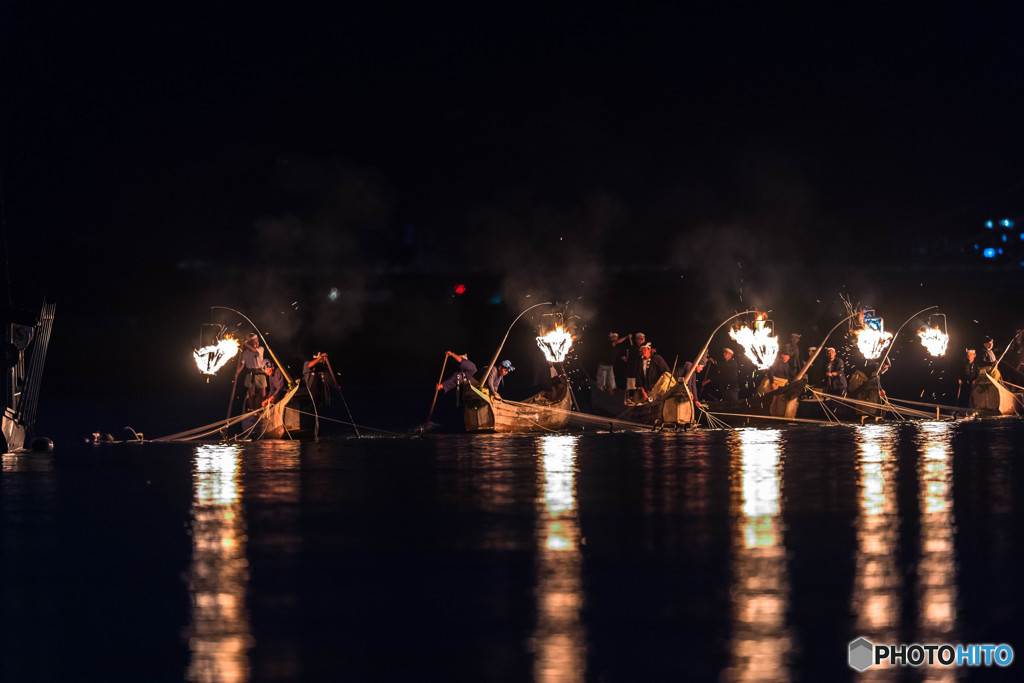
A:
[[2, 420, 1022, 682]]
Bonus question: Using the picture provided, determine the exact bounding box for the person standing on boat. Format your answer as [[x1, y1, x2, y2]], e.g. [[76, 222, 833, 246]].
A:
[[783, 333, 802, 374], [768, 352, 792, 392], [823, 347, 847, 396], [235, 333, 267, 412], [708, 347, 740, 401], [437, 351, 478, 394], [480, 360, 515, 401], [624, 334, 648, 386], [596, 332, 628, 393], [678, 357, 706, 409], [981, 337, 997, 365], [636, 343, 670, 401], [304, 352, 339, 405], [959, 348, 979, 407]]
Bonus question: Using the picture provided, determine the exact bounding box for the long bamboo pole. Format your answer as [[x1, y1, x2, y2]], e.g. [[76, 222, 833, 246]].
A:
[[683, 310, 759, 386], [426, 354, 450, 425], [211, 306, 294, 384], [480, 301, 554, 397], [793, 312, 861, 382], [875, 305, 938, 374]]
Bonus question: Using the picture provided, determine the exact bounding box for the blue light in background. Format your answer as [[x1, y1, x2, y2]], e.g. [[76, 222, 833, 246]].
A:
[[986, 220, 994, 228], [984, 248, 997, 258], [974, 243, 980, 250], [999, 248, 1004, 254], [1003, 234, 1009, 242], [1003, 219, 1015, 227]]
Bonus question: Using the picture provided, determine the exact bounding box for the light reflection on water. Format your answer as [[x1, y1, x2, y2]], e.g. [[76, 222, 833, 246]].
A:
[[7, 420, 1023, 681], [723, 429, 792, 682], [852, 424, 901, 678], [533, 434, 586, 683], [917, 422, 957, 683], [186, 443, 252, 683]]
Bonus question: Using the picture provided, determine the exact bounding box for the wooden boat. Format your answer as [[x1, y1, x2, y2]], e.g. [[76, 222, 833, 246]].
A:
[[252, 385, 303, 438], [972, 367, 1023, 416], [462, 375, 573, 433], [152, 384, 302, 442], [585, 374, 694, 429], [619, 381, 694, 427]]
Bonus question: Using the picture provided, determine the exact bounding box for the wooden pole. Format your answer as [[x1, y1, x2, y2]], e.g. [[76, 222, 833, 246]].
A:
[[426, 354, 450, 425]]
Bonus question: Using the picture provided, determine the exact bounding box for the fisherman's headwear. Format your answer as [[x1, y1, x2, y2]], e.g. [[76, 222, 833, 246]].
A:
[[500, 360, 515, 373], [609, 332, 618, 340], [723, 347, 733, 355]]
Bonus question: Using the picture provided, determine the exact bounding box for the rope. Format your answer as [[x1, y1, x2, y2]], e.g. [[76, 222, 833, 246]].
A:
[[286, 410, 404, 436], [808, 389, 956, 421]]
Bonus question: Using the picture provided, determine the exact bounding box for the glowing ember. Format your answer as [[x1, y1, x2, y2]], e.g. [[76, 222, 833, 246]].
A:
[[856, 326, 892, 360], [918, 326, 949, 357], [729, 317, 779, 370], [536, 326, 574, 362], [194, 338, 240, 375]]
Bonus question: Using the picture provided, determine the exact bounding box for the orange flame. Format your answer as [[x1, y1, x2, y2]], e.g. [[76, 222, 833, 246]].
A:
[[194, 338, 240, 375], [918, 326, 949, 357], [536, 326, 574, 363], [729, 315, 779, 370]]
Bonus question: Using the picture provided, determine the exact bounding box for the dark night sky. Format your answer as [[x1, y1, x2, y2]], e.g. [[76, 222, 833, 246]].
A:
[[4, 5, 1024, 435]]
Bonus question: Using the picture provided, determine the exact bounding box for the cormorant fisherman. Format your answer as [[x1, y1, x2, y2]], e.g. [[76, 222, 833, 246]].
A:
[[235, 333, 267, 411]]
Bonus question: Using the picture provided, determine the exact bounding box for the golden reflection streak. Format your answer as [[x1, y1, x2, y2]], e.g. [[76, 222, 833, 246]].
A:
[[723, 429, 791, 683], [851, 424, 900, 678], [533, 435, 586, 683], [187, 444, 252, 683], [917, 422, 958, 683]]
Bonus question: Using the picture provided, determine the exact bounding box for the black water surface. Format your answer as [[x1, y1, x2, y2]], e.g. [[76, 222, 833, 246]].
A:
[[2, 421, 1023, 682]]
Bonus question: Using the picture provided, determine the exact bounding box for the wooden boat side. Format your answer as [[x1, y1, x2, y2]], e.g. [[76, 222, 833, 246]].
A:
[[254, 386, 302, 439], [616, 383, 694, 427], [463, 383, 573, 433]]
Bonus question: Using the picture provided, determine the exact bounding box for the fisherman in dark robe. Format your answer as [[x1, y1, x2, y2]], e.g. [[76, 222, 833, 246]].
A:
[[768, 352, 792, 391], [783, 333, 801, 374], [959, 348, 979, 408], [262, 360, 287, 406], [981, 337, 997, 365], [303, 352, 339, 406], [708, 347, 740, 401], [437, 351, 478, 394], [480, 360, 515, 401], [823, 347, 847, 395], [678, 358, 707, 409], [804, 346, 824, 387], [632, 343, 669, 399]]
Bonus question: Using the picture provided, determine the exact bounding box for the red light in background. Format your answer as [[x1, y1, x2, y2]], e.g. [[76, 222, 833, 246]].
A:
[[454, 284, 466, 294]]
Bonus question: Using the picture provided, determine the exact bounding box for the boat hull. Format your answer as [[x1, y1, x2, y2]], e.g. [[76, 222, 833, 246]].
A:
[[463, 383, 572, 433]]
